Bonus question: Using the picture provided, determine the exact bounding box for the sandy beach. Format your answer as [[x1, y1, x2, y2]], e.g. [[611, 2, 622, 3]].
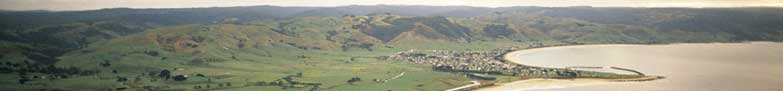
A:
[[475, 78, 611, 91], [481, 42, 783, 91]]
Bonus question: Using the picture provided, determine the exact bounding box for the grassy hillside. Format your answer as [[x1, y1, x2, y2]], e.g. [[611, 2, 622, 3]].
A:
[[2, 6, 781, 66], [1, 6, 783, 91], [7, 23, 472, 91]]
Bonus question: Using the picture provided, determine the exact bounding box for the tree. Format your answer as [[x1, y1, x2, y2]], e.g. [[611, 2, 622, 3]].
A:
[[158, 69, 171, 80], [18, 78, 30, 84], [347, 77, 361, 84], [100, 61, 111, 67], [116, 77, 128, 82], [173, 75, 188, 81]]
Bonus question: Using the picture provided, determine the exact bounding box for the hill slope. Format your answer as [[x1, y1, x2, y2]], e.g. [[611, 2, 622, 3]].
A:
[[1, 5, 782, 91]]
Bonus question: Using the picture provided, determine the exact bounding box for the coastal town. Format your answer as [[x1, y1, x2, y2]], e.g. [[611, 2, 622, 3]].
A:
[[384, 44, 645, 79]]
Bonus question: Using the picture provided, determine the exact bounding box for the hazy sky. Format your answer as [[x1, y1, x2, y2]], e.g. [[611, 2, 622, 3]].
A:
[[2, 0, 782, 11]]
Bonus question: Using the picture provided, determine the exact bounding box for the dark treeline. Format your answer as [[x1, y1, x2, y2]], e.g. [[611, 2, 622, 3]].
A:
[[0, 61, 98, 84]]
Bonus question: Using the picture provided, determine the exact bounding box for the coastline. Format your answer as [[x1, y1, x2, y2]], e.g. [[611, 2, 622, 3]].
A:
[[470, 42, 783, 91], [474, 78, 612, 91], [473, 76, 666, 91]]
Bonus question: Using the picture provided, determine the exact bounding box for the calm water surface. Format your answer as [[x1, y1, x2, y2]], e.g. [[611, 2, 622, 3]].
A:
[[509, 42, 783, 91]]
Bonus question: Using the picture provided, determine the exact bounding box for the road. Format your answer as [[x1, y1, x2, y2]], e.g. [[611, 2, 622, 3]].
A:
[[445, 81, 480, 91]]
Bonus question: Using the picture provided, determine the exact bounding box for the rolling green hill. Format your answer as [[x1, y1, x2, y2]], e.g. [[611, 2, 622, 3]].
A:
[[1, 5, 782, 91]]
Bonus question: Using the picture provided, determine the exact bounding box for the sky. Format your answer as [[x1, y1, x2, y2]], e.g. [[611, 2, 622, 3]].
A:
[[1, 0, 782, 11]]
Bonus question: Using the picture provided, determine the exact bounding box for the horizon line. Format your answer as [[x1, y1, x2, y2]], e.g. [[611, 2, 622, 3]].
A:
[[3, 4, 783, 12]]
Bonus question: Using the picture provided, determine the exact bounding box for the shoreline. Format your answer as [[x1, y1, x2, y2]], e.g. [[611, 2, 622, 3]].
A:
[[473, 76, 666, 91], [474, 78, 612, 91]]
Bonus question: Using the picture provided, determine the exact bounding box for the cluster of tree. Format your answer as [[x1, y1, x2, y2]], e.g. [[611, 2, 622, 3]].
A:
[[0, 61, 98, 84], [252, 73, 321, 90], [192, 82, 233, 89], [347, 77, 361, 84]]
